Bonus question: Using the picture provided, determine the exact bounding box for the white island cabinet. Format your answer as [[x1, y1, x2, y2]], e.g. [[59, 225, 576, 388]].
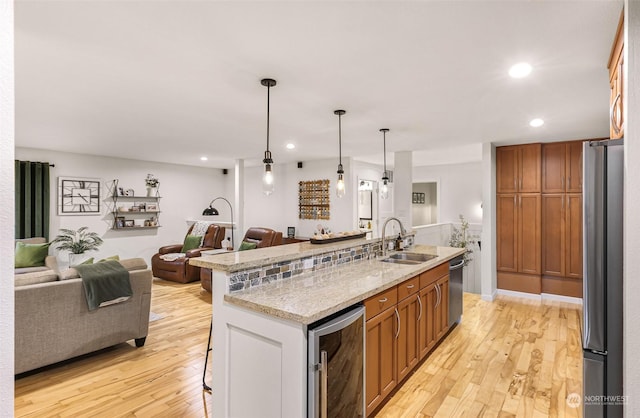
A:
[[191, 239, 464, 418]]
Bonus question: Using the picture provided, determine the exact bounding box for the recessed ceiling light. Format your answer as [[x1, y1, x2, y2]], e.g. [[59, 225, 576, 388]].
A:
[[286, 143, 295, 150], [200, 156, 208, 161], [529, 118, 544, 127], [509, 62, 532, 78]]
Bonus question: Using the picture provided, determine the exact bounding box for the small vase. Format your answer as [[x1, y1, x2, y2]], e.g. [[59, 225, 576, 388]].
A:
[[146, 187, 156, 197]]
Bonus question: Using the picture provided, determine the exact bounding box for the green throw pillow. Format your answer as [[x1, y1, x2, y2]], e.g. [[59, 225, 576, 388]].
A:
[[239, 241, 257, 251], [181, 235, 202, 253], [80, 257, 94, 265], [98, 255, 120, 262], [15, 241, 50, 268]]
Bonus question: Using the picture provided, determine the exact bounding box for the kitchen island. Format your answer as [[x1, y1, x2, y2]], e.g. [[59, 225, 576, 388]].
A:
[[191, 239, 465, 417]]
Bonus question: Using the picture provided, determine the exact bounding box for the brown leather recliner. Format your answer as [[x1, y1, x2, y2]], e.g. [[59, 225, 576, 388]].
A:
[[242, 227, 283, 248], [200, 227, 282, 292], [152, 224, 225, 283]]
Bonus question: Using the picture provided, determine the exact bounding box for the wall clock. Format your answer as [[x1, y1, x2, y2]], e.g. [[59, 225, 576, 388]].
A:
[[58, 176, 101, 215]]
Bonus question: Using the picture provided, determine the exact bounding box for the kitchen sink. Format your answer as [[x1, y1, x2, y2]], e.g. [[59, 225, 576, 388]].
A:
[[389, 252, 437, 262], [380, 252, 438, 265]]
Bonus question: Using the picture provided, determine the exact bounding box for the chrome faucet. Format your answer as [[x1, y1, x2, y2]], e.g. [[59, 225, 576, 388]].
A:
[[381, 217, 407, 257]]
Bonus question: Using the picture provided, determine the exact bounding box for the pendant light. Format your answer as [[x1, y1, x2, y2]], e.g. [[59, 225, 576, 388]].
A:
[[380, 128, 390, 200], [261, 78, 276, 196], [334, 110, 346, 198]]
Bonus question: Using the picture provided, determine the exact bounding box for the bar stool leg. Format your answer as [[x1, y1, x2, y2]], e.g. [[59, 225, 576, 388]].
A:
[[203, 320, 213, 391]]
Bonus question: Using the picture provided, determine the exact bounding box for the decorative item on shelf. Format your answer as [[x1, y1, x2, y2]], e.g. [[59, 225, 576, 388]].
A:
[[202, 197, 235, 249], [146, 203, 158, 212], [449, 214, 478, 265], [124, 220, 135, 227], [57, 176, 102, 215], [261, 78, 277, 196], [380, 128, 390, 200], [287, 227, 295, 238], [51, 226, 104, 266], [145, 174, 159, 197], [125, 188, 134, 197], [116, 217, 125, 228], [334, 109, 346, 198], [412, 192, 425, 204]]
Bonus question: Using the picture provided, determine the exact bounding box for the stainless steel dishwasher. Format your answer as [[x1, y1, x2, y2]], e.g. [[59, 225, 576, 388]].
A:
[[308, 305, 365, 418], [449, 255, 465, 326]]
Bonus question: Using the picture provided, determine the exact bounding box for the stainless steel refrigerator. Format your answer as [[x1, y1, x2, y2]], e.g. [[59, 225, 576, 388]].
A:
[[582, 138, 624, 417]]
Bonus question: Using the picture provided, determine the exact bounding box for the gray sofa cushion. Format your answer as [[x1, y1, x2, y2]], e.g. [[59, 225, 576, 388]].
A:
[[15, 270, 58, 287], [15, 266, 50, 274]]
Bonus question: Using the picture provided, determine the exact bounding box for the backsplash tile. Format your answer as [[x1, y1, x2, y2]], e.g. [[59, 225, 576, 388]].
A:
[[227, 239, 391, 293]]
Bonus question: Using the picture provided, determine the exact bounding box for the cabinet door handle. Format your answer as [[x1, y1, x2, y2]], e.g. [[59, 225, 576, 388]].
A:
[[417, 294, 423, 322], [514, 178, 517, 191], [519, 178, 523, 190], [561, 176, 564, 190], [406, 284, 415, 289], [320, 350, 328, 418], [611, 93, 622, 135], [394, 308, 400, 340], [378, 297, 388, 304], [435, 284, 441, 309]]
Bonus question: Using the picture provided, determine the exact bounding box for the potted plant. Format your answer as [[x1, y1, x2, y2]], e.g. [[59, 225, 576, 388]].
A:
[[449, 214, 478, 266], [51, 226, 104, 266], [145, 174, 159, 197]]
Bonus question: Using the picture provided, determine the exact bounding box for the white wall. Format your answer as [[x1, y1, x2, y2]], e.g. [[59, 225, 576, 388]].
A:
[[624, 1, 640, 415], [243, 158, 356, 238], [413, 161, 483, 225], [0, 0, 14, 411], [16, 147, 231, 264]]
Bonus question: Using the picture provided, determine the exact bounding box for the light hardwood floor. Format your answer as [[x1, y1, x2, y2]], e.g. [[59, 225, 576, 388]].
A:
[[15, 281, 582, 418]]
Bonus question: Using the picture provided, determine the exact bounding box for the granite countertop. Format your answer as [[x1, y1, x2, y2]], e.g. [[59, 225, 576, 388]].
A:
[[223, 245, 465, 325], [191, 237, 374, 273]]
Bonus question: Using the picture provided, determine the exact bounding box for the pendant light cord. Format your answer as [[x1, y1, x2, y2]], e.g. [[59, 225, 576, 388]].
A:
[[338, 113, 342, 165], [266, 84, 270, 153], [383, 130, 387, 173]]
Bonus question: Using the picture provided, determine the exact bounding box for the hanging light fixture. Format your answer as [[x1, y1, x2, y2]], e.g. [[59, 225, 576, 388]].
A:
[[334, 110, 346, 198], [261, 78, 277, 196], [380, 128, 390, 200]]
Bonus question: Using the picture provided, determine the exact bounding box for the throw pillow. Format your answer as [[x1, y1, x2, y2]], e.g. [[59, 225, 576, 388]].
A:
[[80, 257, 94, 265], [181, 234, 202, 253], [239, 241, 258, 251], [15, 241, 50, 268]]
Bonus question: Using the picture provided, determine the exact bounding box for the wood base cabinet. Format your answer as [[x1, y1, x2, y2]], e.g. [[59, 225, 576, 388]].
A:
[[365, 261, 451, 416], [365, 306, 397, 416]]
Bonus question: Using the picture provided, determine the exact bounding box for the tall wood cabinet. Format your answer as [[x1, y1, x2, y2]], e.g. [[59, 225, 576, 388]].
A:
[[541, 141, 584, 297], [496, 144, 542, 294], [608, 10, 624, 140], [497, 141, 583, 297]]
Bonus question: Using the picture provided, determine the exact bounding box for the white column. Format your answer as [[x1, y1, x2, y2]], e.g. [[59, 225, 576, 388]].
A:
[[234, 159, 244, 249], [624, 1, 640, 415], [0, 0, 15, 412], [392, 151, 413, 229], [481, 142, 497, 301]]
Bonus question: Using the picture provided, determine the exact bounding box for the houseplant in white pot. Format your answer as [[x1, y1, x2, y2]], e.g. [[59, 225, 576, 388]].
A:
[[52, 226, 104, 266], [145, 174, 159, 197], [449, 214, 477, 266]]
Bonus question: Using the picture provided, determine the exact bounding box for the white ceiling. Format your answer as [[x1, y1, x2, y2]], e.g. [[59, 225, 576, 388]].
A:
[[15, 1, 622, 170]]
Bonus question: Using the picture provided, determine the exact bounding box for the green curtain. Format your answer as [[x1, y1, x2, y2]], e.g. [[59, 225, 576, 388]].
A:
[[15, 160, 51, 239]]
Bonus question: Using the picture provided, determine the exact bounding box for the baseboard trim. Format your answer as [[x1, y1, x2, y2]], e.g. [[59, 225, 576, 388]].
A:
[[496, 289, 542, 301], [541, 293, 583, 305], [495, 289, 583, 305], [481, 290, 497, 302]]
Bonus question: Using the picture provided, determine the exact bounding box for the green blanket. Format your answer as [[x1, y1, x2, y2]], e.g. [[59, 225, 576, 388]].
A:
[[75, 260, 132, 311]]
